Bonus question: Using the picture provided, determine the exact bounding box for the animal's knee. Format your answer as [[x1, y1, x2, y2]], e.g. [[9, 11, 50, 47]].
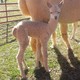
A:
[[16, 54, 22, 63], [24, 39, 29, 48], [16, 55, 22, 63], [19, 36, 29, 49], [61, 33, 68, 38]]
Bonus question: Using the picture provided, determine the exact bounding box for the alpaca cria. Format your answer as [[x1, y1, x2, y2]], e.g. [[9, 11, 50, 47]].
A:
[[12, 1, 63, 80]]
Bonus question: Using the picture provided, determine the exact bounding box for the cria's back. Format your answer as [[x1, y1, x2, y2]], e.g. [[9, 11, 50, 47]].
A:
[[17, 20, 50, 38]]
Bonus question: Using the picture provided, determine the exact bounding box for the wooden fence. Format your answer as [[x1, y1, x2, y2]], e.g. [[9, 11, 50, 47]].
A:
[[0, 2, 29, 45]]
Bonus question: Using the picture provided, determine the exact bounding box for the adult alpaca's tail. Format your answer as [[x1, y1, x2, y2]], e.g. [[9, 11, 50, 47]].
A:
[[18, 0, 30, 16]]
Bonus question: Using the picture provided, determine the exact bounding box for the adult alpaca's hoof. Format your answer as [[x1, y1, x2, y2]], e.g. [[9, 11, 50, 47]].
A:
[[21, 77, 27, 80], [24, 69, 29, 75]]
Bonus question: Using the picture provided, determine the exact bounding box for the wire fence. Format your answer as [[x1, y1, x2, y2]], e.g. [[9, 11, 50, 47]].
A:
[[0, 1, 30, 45]]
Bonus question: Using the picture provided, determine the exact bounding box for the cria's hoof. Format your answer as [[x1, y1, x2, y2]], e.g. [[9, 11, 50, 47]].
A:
[[24, 69, 28, 75], [21, 77, 27, 80], [45, 72, 51, 80]]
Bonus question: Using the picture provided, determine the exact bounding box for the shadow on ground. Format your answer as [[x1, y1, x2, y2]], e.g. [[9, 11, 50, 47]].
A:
[[54, 47, 80, 80], [72, 38, 80, 44], [0, 39, 16, 46]]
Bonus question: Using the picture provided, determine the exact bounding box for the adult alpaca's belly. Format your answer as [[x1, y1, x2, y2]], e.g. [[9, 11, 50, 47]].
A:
[[19, 0, 80, 23], [25, 0, 50, 22]]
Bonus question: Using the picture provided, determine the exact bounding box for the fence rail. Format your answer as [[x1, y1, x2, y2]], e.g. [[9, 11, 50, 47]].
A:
[[0, 2, 30, 45]]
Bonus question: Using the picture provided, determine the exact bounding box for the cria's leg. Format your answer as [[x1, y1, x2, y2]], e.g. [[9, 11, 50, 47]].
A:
[[36, 39, 43, 68], [31, 38, 43, 68], [17, 42, 28, 78], [16, 29, 29, 78], [41, 39, 49, 72], [23, 60, 29, 75], [23, 59, 28, 70]]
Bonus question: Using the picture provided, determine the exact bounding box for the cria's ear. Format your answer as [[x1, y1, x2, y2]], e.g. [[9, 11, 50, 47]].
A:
[[58, 0, 64, 8], [47, 2, 52, 8]]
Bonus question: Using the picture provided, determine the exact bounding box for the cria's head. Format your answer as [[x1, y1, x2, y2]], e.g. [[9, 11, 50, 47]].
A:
[[47, 0, 64, 20]]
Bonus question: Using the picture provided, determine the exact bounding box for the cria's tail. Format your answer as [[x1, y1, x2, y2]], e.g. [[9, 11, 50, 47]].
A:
[[12, 27, 17, 38]]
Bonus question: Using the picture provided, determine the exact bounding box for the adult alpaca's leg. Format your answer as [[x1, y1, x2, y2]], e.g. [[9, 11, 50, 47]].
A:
[[60, 23, 71, 49], [31, 38, 36, 53], [71, 22, 78, 39], [52, 32, 57, 48]]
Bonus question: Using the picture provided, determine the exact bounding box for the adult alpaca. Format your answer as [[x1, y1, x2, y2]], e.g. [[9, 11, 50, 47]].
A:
[[18, 0, 80, 52], [12, 1, 63, 80]]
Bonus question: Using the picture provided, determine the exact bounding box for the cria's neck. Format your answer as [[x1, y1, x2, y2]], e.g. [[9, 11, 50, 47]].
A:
[[48, 18, 58, 33]]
